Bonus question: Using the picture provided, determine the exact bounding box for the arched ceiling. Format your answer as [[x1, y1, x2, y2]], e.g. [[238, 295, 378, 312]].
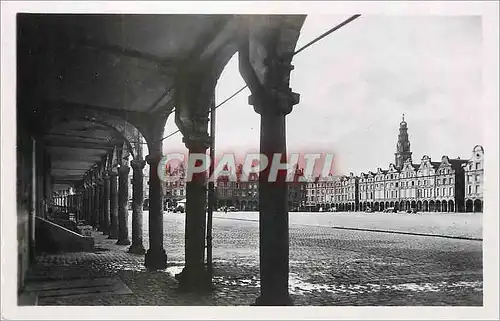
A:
[[46, 120, 119, 184], [17, 14, 244, 188]]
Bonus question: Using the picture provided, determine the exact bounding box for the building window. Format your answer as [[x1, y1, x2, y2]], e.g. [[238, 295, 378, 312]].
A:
[[449, 187, 453, 195], [436, 189, 439, 196], [476, 163, 480, 170], [475, 175, 479, 182], [442, 188, 445, 196], [476, 185, 479, 193], [443, 178, 447, 184], [412, 181, 415, 186], [395, 182, 398, 187], [468, 185, 472, 194]]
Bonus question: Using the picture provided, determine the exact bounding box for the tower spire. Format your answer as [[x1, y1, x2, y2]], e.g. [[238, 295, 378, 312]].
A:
[[395, 115, 412, 170]]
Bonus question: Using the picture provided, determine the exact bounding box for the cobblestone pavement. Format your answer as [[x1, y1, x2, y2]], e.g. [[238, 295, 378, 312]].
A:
[[26, 212, 482, 306]]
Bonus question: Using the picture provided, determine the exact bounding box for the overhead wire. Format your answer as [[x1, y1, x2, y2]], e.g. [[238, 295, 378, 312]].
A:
[[158, 14, 361, 143]]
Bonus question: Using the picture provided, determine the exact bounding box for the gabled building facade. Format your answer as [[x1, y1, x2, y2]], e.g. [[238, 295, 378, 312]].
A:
[[463, 145, 484, 212]]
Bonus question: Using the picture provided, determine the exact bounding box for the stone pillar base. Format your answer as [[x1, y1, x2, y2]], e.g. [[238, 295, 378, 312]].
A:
[[144, 249, 168, 270], [128, 244, 145, 255], [253, 294, 293, 306], [175, 266, 212, 292], [116, 238, 131, 246], [107, 233, 118, 240]]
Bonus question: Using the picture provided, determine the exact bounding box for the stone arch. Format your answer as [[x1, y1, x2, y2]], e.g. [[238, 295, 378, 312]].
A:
[[473, 199, 482, 212], [448, 200, 455, 212], [42, 105, 147, 158], [423, 200, 429, 212], [465, 199, 473, 212]]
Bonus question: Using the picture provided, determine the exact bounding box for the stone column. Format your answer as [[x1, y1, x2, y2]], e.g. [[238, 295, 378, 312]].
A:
[[93, 182, 100, 228], [144, 152, 167, 270], [117, 163, 131, 245], [86, 187, 91, 223], [82, 189, 87, 222], [108, 169, 119, 239], [102, 172, 111, 235], [65, 191, 68, 211], [97, 180, 105, 232], [129, 159, 146, 254], [88, 185, 95, 226], [254, 101, 294, 305], [177, 137, 210, 290], [238, 16, 304, 305]]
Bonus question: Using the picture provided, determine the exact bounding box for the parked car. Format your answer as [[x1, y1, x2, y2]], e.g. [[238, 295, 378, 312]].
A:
[[383, 207, 397, 213], [227, 206, 238, 212]]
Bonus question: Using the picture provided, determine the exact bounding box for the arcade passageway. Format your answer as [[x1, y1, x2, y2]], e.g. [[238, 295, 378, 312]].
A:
[[17, 13, 308, 305]]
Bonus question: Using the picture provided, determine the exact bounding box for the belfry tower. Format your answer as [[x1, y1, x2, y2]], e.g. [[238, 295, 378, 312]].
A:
[[395, 114, 412, 170]]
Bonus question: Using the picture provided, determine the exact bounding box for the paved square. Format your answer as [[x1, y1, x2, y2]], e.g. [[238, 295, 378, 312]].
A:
[[28, 211, 482, 306]]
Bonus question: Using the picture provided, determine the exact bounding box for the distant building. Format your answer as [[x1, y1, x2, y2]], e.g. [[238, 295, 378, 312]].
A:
[[463, 145, 484, 212], [288, 165, 307, 211], [163, 162, 186, 207], [215, 164, 259, 210], [323, 116, 482, 213]]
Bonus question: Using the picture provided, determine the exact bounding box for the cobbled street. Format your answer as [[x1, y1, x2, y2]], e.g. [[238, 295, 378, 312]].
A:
[[28, 212, 483, 306]]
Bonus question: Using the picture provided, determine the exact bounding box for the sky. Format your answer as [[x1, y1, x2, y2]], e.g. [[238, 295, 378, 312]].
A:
[[160, 15, 483, 175]]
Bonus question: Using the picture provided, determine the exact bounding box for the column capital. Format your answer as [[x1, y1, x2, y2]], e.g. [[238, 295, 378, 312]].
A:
[[131, 159, 146, 170], [182, 133, 212, 151], [146, 154, 163, 165], [118, 164, 130, 175], [239, 23, 302, 117], [248, 90, 300, 116]]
